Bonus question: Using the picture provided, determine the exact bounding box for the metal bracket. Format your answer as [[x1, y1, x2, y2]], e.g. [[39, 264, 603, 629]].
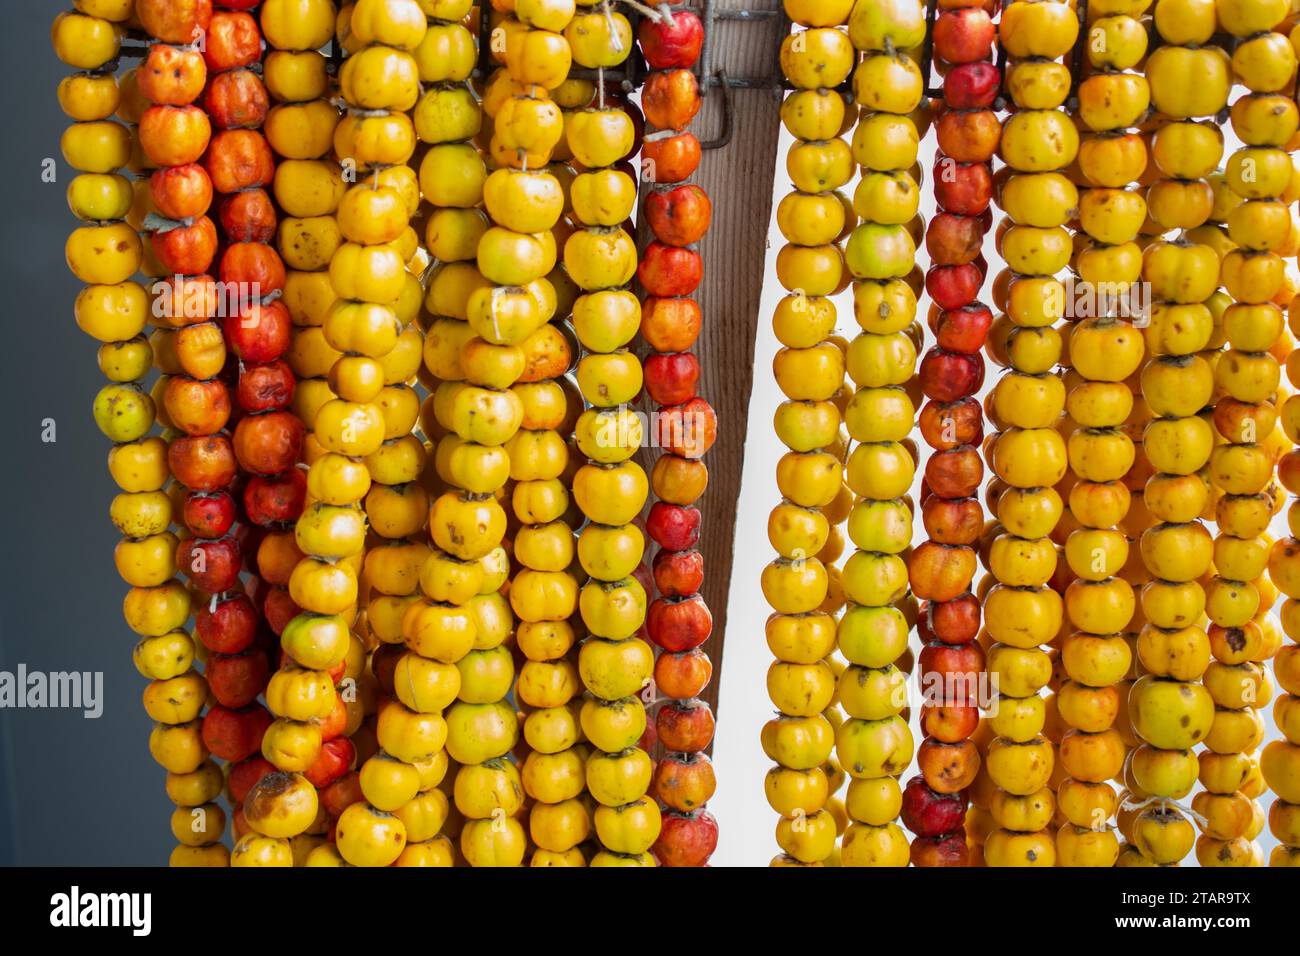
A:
[[698, 68, 734, 150]]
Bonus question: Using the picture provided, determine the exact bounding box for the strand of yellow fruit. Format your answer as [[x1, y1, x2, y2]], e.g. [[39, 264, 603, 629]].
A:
[[981, 0, 1080, 869], [512, 72, 614, 871], [431, 6, 576, 868], [1115, 142, 1234, 867], [1267, 297, 1300, 863], [409, 0, 509, 869], [244, 0, 418, 870], [333, 0, 448, 869], [508, 8, 641, 869], [1198, 0, 1300, 868], [344, 0, 486, 871], [1118, 0, 1229, 867], [836, 0, 930, 868], [52, 2, 229, 868], [561, 75, 659, 868], [229, 0, 354, 870], [262, 3, 381, 868], [759, 9, 854, 868], [1050, 0, 1153, 868], [1263, 13, 1300, 865]]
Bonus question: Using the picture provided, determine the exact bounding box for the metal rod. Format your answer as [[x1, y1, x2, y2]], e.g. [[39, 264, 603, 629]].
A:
[[699, 70, 736, 150], [920, 0, 941, 97], [1066, 0, 1089, 108]]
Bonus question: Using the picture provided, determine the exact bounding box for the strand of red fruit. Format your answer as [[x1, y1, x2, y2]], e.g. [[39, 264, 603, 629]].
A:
[[135, 0, 256, 866], [904, 0, 1000, 869], [1052, 0, 1148, 868], [761, 2, 855, 868], [188, 2, 310, 864], [635, 5, 720, 869], [979, 0, 1079, 868], [1194, 0, 1294, 868], [52, 0, 228, 869]]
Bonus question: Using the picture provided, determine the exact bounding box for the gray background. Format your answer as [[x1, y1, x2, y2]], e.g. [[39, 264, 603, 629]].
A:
[[0, 1, 175, 865]]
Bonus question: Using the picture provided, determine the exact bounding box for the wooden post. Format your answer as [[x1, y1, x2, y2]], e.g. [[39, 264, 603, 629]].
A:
[[667, 2, 785, 721]]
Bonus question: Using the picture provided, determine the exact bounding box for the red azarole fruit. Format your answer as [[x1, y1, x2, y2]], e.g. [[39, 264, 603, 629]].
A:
[[918, 396, 984, 449], [925, 262, 984, 310], [943, 61, 1001, 109], [227, 755, 276, 805], [206, 647, 270, 708], [924, 446, 983, 499], [638, 241, 703, 297], [201, 702, 272, 762], [901, 776, 969, 837], [923, 592, 982, 645], [638, 10, 704, 70], [646, 501, 701, 551], [645, 184, 713, 247], [183, 489, 237, 538], [644, 351, 700, 406], [195, 592, 259, 654], [233, 409, 305, 476], [152, 216, 219, 275], [933, 158, 993, 215], [918, 347, 985, 402], [320, 771, 364, 819], [648, 594, 713, 652], [304, 737, 355, 789], [243, 468, 307, 527], [926, 211, 986, 266], [933, 8, 996, 65], [169, 434, 239, 493], [654, 809, 719, 867], [237, 359, 296, 413], [932, 304, 993, 354], [178, 534, 243, 593], [910, 831, 971, 867], [225, 299, 291, 363], [921, 495, 984, 546], [656, 699, 716, 752], [653, 548, 705, 598], [261, 586, 301, 636], [918, 641, 985, 704], [219, 188, 277, 243]]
